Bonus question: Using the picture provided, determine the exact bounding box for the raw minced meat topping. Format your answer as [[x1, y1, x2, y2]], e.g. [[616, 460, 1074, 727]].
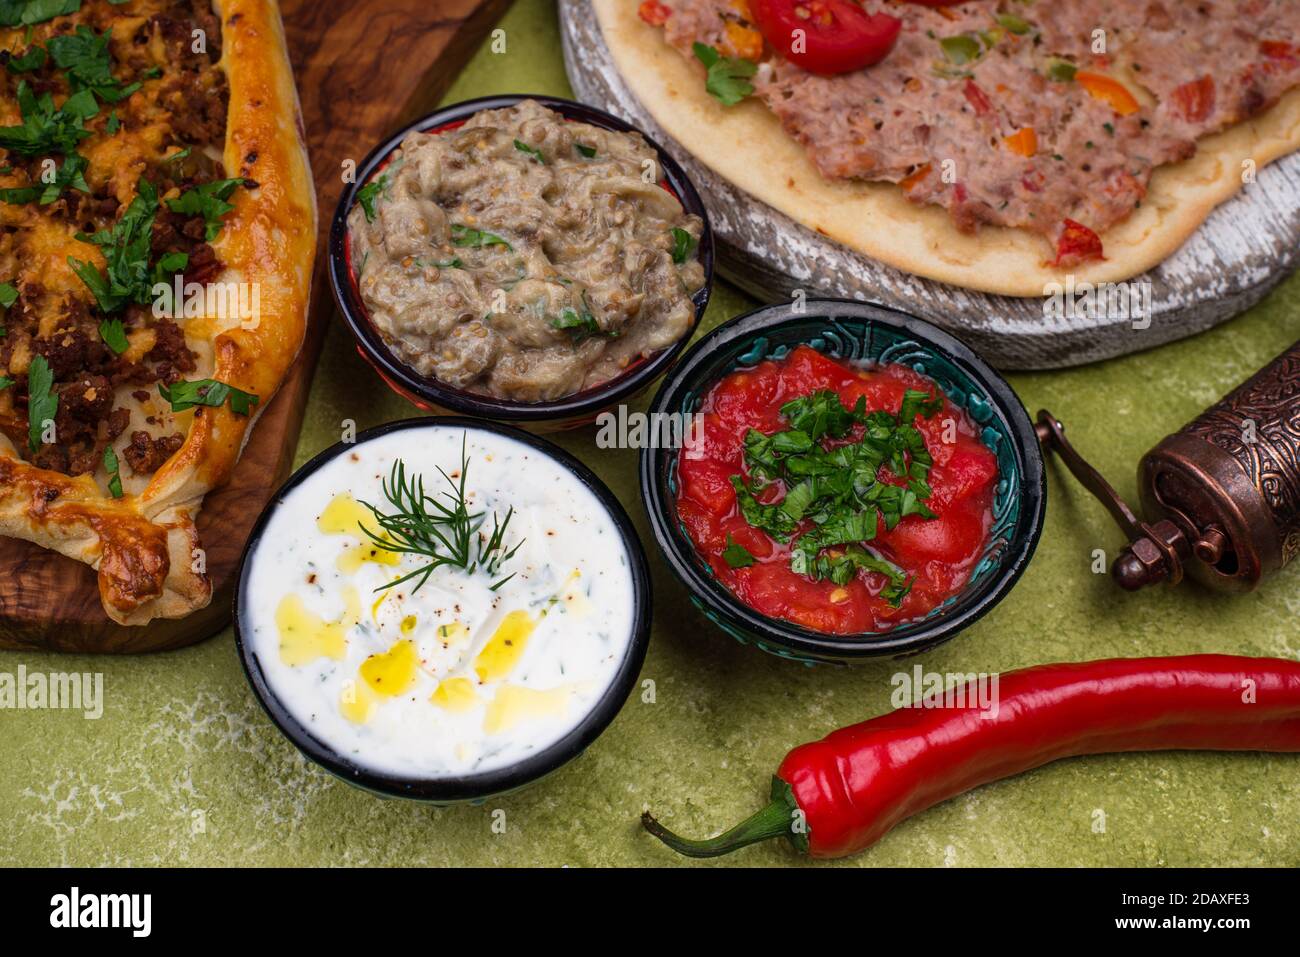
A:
[[645, 0, 1300, 264]]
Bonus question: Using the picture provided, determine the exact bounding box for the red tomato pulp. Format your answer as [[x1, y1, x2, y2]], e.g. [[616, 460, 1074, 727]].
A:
[[675, 346, 999, 635]]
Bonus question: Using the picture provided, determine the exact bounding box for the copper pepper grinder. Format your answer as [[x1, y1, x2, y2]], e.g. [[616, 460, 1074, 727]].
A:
[[1036, 339, 1300, 593]]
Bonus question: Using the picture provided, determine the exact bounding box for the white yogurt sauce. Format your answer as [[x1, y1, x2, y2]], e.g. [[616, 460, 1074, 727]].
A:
[[243, 424, 637, 780]]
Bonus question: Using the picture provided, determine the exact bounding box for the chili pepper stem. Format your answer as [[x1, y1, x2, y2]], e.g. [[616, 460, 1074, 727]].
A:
[[641, 800, 792, 858]]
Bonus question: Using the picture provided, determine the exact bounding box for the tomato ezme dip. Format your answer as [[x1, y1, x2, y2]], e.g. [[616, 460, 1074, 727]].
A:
[[675, 346, 999, 635]]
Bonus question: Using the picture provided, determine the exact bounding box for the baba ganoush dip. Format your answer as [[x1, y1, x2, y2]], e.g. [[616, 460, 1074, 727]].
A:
[[346, 99, 706, 402], [241, 423, 640, 781]]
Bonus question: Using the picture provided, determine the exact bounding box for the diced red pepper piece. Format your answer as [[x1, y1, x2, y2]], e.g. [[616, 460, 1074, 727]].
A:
[[1171, 75, 1216, 122], [963, 78, 994, 116], [1261, 40, 1297, 61], [638, 0, 672, 26], [1052, 218, 1105, 267]]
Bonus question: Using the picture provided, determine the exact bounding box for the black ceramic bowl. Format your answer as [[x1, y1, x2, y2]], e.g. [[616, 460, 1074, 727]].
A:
[[328, 94, 714, 431], [233, 417, 652, 803], [640, 300, 1046, 665]]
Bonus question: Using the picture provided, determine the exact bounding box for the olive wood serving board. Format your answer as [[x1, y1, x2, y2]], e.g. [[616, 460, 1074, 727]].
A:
[[0, 0, 511, 654], [560, 0, 1300, 370]]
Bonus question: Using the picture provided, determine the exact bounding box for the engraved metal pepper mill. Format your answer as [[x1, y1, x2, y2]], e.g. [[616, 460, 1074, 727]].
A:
[[1037, 339, 1300, 593]]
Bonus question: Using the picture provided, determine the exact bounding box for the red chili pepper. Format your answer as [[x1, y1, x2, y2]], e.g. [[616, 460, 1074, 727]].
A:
[[642, 656, 1300, 859]]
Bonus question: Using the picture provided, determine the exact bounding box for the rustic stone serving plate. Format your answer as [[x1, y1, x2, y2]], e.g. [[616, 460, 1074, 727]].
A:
[[559, 0, 1300, 370]]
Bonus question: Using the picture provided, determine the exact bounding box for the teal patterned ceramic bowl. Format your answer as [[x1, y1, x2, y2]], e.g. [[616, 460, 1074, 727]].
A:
[[639, 300, 1046, 664]]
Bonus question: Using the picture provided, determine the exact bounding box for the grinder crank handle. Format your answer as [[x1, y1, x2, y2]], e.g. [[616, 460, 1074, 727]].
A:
[[1034, 410, 1199, 590]]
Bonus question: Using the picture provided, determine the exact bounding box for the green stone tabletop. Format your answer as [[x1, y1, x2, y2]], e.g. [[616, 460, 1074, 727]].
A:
[[2, 0, 1298, 867]]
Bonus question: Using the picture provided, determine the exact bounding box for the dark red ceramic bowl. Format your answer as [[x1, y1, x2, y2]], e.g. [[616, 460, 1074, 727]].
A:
[[328, 94, 714, 431]]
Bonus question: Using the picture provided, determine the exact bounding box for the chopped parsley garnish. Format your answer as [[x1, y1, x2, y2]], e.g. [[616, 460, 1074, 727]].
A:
[[68, 178, 174, 312], [721, 535, 755, 569], [98, 316, 128, 354], [104, 110, 120, 134], [355, 173, 387, 223], [4, 44, 46, 72], [550, 296, 607, 343], [102, 444, 122, 498], [0, 376, 10, 390], [513, 139, 545, 164], [0, 150, 89, 205], [166, 177, 246, 241], [0, 81, 96, 157], [727, 387, 944, 606], [25, 352, 57, 453], [729, 474, 797, 540], [693, 42, 755, 107], [48, 25, 141, 103], [670, 226, 697, 264], [357, 439, 524, 594], [153, 249, 188, 278], [575, 142, 597, 158], [450, 223, 511, 250], [810, 545, 913, 606], [0, 0, 83, 29], [158, 378, 259, 416], [0, 280, 15, 337]]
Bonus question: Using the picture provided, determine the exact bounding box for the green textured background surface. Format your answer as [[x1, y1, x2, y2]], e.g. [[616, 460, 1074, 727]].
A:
[[2, 0, 1299, 867]]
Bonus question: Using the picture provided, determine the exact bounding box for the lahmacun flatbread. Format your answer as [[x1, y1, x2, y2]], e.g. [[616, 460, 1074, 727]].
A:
[[0, 0, 315, 625], [600, 0, 1300, 296]]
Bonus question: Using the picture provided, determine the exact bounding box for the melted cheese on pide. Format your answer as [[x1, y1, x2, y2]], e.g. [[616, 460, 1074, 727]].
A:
[[0, 0, 230, 495], [243, 426, 638, 780]]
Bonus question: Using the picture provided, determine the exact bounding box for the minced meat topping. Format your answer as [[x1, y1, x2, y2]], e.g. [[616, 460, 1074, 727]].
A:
[[0, 0, 235, 478], [651, 0, 1300, 263]]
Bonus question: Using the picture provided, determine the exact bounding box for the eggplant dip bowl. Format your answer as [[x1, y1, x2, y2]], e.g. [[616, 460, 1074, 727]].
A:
[[342, 99, 709, 404]]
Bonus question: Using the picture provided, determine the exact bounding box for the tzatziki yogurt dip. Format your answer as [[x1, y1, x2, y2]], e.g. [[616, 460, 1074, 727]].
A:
[[240, 422, 641, 784]]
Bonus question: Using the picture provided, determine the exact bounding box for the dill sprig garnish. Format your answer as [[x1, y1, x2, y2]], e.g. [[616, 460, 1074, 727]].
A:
[[357, 435, 524, 593]]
